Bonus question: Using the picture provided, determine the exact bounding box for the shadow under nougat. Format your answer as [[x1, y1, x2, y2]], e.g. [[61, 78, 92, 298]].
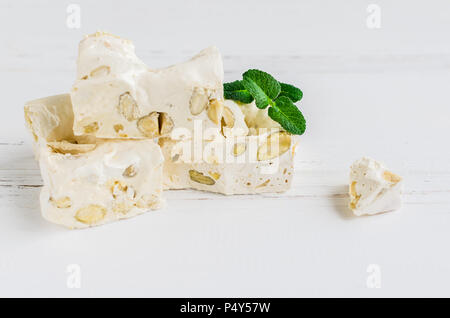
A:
[[330, 184, 355, 219]]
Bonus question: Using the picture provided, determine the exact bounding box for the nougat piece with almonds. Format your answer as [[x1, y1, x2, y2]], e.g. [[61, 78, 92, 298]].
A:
[[24, 94, 164, 229], [70, 32, 247, 140], [159, 129, 298, 195]]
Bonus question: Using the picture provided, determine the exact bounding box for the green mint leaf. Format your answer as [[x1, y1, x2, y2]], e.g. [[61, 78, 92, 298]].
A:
[[223, 80, 254, 103], [223, 69, 307, 134], [278, 82, 303, 102], [269, 96, 306, 135], [242, 69, 280, 109]]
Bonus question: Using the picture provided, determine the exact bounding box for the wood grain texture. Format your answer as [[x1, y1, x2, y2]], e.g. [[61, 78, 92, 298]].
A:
[[0, 0, 449, 297]]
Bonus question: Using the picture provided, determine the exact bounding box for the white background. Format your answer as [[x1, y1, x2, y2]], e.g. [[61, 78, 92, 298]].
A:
[[0, 0, 449, 297]]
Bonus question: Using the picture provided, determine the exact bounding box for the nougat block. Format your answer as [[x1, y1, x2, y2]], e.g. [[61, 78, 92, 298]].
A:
[[25, 94, 164, 229]]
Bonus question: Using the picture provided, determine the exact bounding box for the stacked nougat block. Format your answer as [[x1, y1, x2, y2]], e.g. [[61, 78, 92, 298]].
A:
[[24, 32, 299, 228], [25, 94, 164, 229]]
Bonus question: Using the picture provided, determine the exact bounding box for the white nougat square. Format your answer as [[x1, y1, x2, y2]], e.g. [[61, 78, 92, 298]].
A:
[[25, 94, 164, 229], [159, 129, 298, 195], [70, 32, 247, 140]]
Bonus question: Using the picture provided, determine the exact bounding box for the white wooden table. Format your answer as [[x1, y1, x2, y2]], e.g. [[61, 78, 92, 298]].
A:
[[0, 0, 449, 297]]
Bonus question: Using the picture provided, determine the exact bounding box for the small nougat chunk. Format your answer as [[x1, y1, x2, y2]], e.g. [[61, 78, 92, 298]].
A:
[[158, 129, 298, 195], [71, 32, 247, 139], [40, 139, 164, 229], [349, 157, 403, 216]]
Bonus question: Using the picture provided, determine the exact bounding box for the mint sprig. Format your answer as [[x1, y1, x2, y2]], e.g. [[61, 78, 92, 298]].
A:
[[242, 70, 280, 109], [223, 69, 306, 135], [224, 80, 254, 104]]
